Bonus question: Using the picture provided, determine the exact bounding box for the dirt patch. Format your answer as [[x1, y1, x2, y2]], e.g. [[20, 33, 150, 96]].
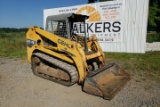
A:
[[0, 58, 160, 107]]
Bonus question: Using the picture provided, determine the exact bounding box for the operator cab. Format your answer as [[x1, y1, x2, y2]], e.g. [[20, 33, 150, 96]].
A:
[[45, 13, 89, 39]]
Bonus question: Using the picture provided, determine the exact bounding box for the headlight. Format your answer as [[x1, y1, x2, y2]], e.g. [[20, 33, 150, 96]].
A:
[[27, 39, 36, 48]]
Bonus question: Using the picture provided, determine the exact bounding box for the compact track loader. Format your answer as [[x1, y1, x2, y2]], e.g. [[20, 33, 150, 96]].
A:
[[26, 13, 130, 99]]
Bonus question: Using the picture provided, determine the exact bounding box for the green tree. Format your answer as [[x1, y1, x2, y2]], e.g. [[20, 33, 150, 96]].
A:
[[0, 28, 28, 33], [99, 0, 112, 2], [88, 0, 96, 3], [88, 0, 111, 3], [148, 0, 160, 31]]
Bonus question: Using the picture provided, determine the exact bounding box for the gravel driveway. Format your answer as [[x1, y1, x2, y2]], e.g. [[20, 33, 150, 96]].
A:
[[0, 58, 160, 107]]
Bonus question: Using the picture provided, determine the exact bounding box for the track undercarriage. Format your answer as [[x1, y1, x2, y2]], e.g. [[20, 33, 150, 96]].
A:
[[31, 52, 78, 86]]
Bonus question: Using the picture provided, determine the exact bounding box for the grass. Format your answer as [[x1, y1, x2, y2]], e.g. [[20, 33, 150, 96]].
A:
[[105, 52, 160, 81], [0, 32, 27, 58]]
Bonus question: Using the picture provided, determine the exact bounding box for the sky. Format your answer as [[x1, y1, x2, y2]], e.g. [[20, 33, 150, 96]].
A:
[[0, 0, 88, 28]]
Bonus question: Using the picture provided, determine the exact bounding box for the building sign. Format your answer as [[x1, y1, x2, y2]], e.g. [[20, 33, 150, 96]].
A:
[[44, 1, 124, 42]]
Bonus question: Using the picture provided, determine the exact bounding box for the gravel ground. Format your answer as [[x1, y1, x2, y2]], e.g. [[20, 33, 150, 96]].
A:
[[0, 58, 160, 107]]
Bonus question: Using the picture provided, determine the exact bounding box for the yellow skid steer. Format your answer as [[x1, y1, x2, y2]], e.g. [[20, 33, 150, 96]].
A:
[[26, 13, 130, 99]]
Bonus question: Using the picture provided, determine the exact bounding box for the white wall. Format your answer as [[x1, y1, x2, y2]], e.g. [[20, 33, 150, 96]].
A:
[[99, 0, 149, 53], [146, 42, 160, 51], [44, 0, 149, 53]]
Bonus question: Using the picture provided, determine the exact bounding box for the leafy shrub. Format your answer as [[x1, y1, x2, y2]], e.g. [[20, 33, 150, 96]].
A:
[[147, 32, 160, 43]]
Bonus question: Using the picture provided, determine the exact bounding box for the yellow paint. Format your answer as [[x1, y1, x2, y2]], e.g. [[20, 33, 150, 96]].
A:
[[26, 26, 106, 83], [76, 6, 101, 22]]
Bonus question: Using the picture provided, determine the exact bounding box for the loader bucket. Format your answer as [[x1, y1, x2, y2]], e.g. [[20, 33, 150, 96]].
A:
[[83, 62, 130, 100]]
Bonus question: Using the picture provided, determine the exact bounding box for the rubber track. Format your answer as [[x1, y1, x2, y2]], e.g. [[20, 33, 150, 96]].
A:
[[33, 52, 78, 85]]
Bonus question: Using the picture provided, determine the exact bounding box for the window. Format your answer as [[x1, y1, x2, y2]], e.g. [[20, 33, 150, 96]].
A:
[[47, 21, 52, 32], [47, 20, 67, 38]]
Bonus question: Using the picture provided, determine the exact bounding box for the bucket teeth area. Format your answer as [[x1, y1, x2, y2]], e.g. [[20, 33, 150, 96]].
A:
[[83, 63, 130, 100]]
